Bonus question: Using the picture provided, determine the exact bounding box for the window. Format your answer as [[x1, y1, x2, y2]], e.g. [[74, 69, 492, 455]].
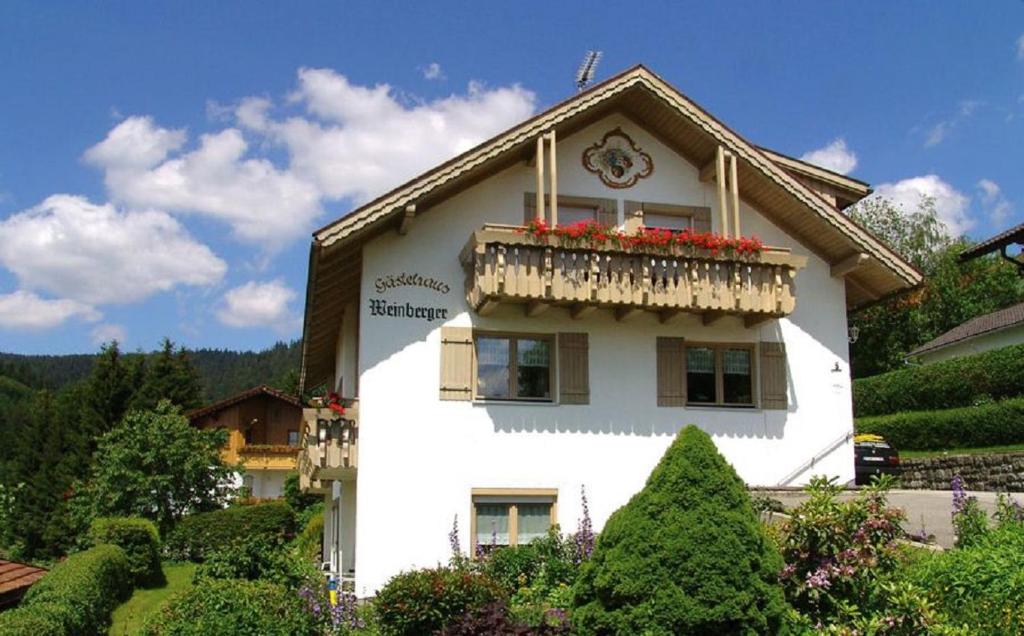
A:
[[631, 202, 711, 233], [475, 334, 553, 401], [685, 343, 755, 407], [471, 489, 557, 554], [287, 429, 300, 447], [644, 211, 693, 231], [524, 193, 616, 227], [558, 203, 600, 225]]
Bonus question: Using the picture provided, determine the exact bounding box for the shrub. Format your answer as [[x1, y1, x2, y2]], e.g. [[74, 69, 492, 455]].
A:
[[87, 516, 164, 587], [482, 544, 544, 593], [295, 508, 325, 563], [906, 521, 1024, 634], [853, 343, 1024, 417], [855, 397, 1024, 450], [0, 544, 132, 635], [440, 601, 570, 635], [194, 535, 310, 588], [165, 500, 296, 561], [571, 425, 787, 635], [140, 577, 317, 636], [374, 565, 506, 636]]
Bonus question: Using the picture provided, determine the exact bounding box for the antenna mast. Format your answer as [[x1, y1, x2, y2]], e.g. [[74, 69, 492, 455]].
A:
[[575, 51, 603, 92]]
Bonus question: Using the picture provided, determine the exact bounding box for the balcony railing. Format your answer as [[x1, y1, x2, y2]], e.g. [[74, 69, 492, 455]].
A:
[[298, 400, 359, 493], [461, 224, 807, 324], [237, 444, 300, 470]]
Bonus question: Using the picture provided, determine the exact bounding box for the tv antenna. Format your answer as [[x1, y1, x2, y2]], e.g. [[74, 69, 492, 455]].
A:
[[575, 51, 603, 92]]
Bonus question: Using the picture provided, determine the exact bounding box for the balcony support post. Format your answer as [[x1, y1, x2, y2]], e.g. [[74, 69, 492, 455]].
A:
[[716, 146, 729, 238], [729, 153, 740, 237], [535, 135, 545, 223], [548, 131, 558, 226]]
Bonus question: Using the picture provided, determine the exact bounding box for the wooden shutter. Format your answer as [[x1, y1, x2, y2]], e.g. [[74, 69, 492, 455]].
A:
[[440, 327, 474, 401], [558, 333, 589, 404], [656, 337, 686, 407], [692, 206, 712, 233], [760, 341, 788, 410]]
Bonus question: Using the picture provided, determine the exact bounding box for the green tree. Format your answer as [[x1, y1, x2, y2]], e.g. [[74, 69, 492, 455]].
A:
[[74, 401, 234, 535], [131, 338, 204, 411], [571, 425, 787, 635], [848, 196, 1024, 377], [81, 341, 141, 444]]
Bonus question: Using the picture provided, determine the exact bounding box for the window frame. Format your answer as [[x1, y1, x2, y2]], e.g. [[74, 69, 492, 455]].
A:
[[287, 429, 300, 447], [470, 488, 558, 555], [684, 341, 757, 408], [472, 331, 556, 403], [524, 193, 618, 226]]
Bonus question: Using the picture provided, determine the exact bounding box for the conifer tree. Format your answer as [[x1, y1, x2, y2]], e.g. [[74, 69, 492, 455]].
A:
[[131, 338, 204, 411], [572, 425, 787, 635]]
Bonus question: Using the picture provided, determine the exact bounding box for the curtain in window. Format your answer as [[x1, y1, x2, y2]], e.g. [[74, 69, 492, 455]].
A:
[[477, 337, 510, 399], [475, 504, 510, 546], [517, 339, 550, 399], [723, 349, 751, 375], [517, 504, 551, 544], [686, 347, 714, 373]]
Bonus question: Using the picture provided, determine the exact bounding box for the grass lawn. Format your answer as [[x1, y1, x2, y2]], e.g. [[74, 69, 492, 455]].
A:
[[901, 443, 1024, 459], [109, 561, 196, 635]]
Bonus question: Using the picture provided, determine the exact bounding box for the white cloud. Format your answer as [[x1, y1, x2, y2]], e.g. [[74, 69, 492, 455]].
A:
[[87, 120, 322, 249], [924, 122, 950, 148], [243, 68, 537, 203], [216, 279, 298, 333], [872, 175, 973, 236], [423, 62, 444, 80], [799, 138, 857, 175], [0, 290, 100, 330], [83, 115, 185, 170], [1017, 34, 1024, 60], [921, 99, 982, 148], [90, 322, 127, 345], [977, 178, 1013, 226], [0, 194, 226, 305]]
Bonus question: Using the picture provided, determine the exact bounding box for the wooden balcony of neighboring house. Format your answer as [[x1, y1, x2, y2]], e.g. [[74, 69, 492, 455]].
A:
[[299, 399, 359, 494], [235, 442, 300, 471], [460, 224, 807, 326]]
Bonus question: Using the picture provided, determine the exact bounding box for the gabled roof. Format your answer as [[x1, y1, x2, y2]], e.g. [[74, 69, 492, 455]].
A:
[[0, 559, 46, 607], [960, 221, 1024, 264], [908, 301, 1024, 358], [187, 385, 302, 421], [300, 64, 923, 389]]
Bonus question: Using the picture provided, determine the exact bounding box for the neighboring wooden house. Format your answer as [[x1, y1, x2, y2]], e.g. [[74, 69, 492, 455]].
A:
[[907, 301, 1024, 365], [294, 65, 921, 595], [0, 559, 46, 610], [188, 385, 303, 499], [959, 221, 1024, 275]]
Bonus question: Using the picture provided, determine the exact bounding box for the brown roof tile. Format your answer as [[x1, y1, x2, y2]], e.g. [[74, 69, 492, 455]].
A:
[[908, 301, 1024, 357], [0, 559, 47, 596]]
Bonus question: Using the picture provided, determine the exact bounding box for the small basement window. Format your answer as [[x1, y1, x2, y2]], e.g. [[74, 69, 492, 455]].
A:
[[471, 489, 557, 554]]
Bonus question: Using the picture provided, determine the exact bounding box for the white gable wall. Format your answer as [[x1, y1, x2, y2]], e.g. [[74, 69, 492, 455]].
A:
[[347, 114, 854, 595]]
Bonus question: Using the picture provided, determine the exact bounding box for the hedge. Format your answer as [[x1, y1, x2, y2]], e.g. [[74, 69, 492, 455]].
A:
[[165, 501, 296, 562], [140, 578, 316, 636], [855, 397, 1024, 451], [0, 544, 132, 635], [87, 516, 165, 587], [853, 343, 1024, 417]]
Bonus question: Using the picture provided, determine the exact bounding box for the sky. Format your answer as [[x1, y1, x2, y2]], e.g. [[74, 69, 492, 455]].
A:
[[1, 1, 1022, 355]]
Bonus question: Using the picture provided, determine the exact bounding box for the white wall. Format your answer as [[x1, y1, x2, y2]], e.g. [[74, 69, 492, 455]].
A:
[[348, 114, 855, 595], [913, 325, 1024, 365], [244, 469, 289, 499]]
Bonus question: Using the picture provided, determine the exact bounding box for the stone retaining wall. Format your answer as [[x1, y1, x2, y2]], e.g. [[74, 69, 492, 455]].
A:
[[899, 452, 1024, 491]]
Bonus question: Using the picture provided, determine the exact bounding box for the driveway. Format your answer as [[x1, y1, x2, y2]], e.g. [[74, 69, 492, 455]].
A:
[[758, 489, 1024, 549]]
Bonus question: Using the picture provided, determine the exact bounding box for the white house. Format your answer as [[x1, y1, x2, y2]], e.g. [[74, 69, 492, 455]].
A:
[[295, 65, 921, 596]]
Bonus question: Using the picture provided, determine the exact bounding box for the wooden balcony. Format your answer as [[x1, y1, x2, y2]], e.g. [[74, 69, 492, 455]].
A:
[[298, 400, 359, 494], [236, 444, 299, 471], [461, 224, 807, 325]]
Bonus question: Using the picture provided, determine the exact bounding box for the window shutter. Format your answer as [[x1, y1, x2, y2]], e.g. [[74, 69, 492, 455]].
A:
[[558, 333, 589, 405], [760, 341, 788, 410], [440, 327, 474, 401], [692, 206, 712, 233], [596, 198, 618, 227], [656, 337, 686, 407]]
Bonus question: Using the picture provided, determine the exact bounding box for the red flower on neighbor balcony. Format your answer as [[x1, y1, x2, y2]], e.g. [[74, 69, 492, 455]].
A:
[[326, 392, 346, 416], [518, 219, 764, 255]]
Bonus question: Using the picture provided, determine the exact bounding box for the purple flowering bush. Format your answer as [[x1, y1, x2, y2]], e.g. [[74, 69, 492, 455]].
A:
[[950, 475, 989, 547], [778, 475, 945, 634], [299, 582, 366, 635]]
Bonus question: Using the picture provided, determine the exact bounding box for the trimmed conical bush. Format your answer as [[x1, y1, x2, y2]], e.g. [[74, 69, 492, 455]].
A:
[[572, 425, 787, 635]]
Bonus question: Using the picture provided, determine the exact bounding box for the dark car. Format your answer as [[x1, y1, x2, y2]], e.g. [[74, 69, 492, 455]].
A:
[[854, 435, 900, 486]]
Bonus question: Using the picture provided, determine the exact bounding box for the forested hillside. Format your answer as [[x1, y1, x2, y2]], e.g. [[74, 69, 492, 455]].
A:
[[0, 340, 301, 402]]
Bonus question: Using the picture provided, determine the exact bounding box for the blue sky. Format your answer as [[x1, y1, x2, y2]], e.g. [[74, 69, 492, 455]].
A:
[[1, 1, 1022, 354]]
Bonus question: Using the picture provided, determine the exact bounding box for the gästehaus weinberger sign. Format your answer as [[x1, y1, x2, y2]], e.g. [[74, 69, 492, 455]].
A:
[[369, 272, 450, 322]]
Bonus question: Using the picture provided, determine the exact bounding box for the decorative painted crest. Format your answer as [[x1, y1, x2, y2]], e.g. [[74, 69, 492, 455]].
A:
[[581, 127, 653, 189]]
